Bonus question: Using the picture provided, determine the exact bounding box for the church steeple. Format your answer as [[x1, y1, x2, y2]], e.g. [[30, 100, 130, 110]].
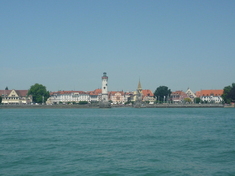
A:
[[137, 79, 142, 91], [134, 79, 144, 108]]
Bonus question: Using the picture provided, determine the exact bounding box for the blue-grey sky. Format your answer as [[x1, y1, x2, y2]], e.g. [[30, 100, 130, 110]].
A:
[[1, 0, 234, 92]]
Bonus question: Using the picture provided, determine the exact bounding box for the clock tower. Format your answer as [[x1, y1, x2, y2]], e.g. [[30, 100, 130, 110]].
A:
[[101, 72, 108, 101]]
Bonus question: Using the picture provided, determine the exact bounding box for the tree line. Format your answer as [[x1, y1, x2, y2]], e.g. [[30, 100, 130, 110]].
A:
[[221, 83, 235, 104]]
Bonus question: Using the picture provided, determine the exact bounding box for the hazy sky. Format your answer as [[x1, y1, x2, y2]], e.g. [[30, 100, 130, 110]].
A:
[[1, 0, 234, 92]]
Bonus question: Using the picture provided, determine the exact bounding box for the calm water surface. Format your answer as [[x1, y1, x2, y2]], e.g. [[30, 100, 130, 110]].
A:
[[0, 108, 235, 175]]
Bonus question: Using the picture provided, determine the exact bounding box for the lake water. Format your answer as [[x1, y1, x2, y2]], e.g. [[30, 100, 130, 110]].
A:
[[0, 108, 235, 175]]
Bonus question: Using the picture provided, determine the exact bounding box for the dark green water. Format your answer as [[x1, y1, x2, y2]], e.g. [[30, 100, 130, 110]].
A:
[[1, 108, 235, 175]]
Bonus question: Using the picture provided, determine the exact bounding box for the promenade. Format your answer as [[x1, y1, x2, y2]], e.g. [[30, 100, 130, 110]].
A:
[[146, 104, 224, 108], [0, 104, 227, 109]]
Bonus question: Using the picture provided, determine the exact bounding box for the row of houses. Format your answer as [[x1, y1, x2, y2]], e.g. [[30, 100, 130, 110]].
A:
[[46, 88, 155, 105], [171, 88, 223, 103], [0, 88, 224, 105]]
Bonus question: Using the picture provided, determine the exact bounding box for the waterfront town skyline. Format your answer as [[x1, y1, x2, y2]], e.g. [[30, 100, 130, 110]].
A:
[[1, 80, 225, 98], [1, 71, 225, 105]]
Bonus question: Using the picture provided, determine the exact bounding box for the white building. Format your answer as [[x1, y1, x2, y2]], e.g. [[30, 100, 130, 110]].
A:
[[47, 91, 90, 104], [0, 89, 32, 104], [195, 90, 223, 103], [88, 89, 102, 102], [185, 88, 196, 101]]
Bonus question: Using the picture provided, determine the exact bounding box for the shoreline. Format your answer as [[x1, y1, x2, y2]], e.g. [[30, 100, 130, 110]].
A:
[[0, 104, 229, 109]]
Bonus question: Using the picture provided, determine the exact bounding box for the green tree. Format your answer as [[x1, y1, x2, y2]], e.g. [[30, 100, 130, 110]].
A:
[[221, 83, 235, 104], [28, 83, 50, 103], [154, 86, 171, 102], [184, 97, 192, 103], [0, 96, 2, 104], [195, 97, 201, 104], [5, 86, 8, 90]]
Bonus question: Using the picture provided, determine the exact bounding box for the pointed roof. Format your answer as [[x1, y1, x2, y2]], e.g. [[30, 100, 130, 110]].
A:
[[137, 79, 142, 91]]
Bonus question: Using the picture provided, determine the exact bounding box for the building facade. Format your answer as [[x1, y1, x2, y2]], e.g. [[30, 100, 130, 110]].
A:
[[88, 89, 102, 102], [109, 91, 125, 104], [47, 91, 90, 104], [195, 90, 223, 103], [142, 89, 155, 103], [171, 90, 188, 103], [185, 88, 196, 101], [0, 89, 32, 104]]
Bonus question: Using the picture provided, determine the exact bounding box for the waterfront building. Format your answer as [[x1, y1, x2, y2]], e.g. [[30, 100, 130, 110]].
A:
[[185, 88, 196, 101], [88, 89, 102, 102], [142, 89, 155, 103], [0, 89, 32, 104], [195, 90, 223, 103], [48, 91, 90, 104], [109, 91, 125, 104], [171, 90, 188, 103], [124, 91, 134, 103]]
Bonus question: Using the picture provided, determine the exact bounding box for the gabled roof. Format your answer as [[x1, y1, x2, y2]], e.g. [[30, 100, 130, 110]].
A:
[[142, 90, 154, 97], [185, 88, 196, 97]]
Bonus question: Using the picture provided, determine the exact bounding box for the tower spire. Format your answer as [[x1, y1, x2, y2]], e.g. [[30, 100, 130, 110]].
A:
[[137, 79, 142, 91]]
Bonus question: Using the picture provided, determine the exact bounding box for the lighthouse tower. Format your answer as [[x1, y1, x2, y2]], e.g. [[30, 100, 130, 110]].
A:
[[101, 72, 108, 101]]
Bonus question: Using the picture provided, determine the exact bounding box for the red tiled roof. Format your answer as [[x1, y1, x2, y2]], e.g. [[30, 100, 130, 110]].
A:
[[171, 91, 187, 96], [0, 90, 28, 97], [0, 90, 11, 96], [196, 90, 223, 97], [88, 89, 102, 95], [171, 90, 188, 100], [109, 91, 124, 96], [142, 90, 154, 97]]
